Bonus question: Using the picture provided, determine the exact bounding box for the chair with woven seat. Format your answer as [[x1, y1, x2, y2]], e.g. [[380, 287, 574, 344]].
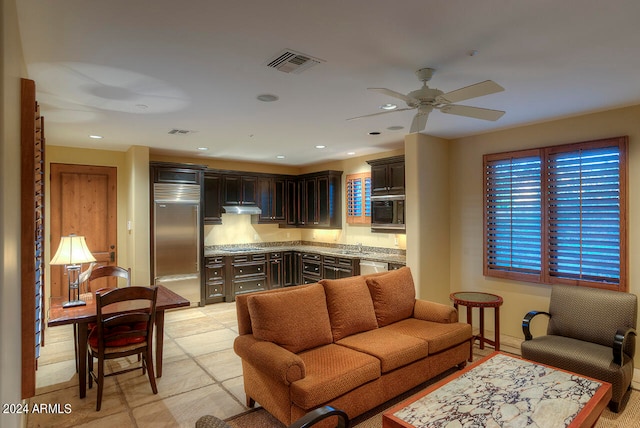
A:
[[87, 286, 158, 410], [521, 284, 637, 412]]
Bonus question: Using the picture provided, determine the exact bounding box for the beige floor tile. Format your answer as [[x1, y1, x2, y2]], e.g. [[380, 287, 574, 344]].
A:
[[164, 306, 207, 322], [27, 382, 125, 428], [165, 314, 226, 338], [118, 357, 213, 408], [196, 348, 243, 382], [72, 411, 135, 428], [132, 384, 245, 428], [222, 376, 249, 408], [174, 329, 237, 357], [35, 359, 78, 394], [37, 338, 76, 366]]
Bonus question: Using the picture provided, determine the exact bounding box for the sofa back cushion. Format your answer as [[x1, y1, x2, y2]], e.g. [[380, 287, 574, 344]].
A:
[[365, 267, 415, 327], [320, 276, 378, 341], [247, 282, 333, 353]]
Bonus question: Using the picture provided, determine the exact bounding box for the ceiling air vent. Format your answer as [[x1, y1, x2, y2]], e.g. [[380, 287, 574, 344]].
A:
[[168, 129, 193, 135], [266, 49, 325, 74]]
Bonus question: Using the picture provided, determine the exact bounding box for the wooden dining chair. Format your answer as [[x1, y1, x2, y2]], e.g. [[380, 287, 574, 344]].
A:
[[87, 265, 132, 291], [68, 265, 133, 373], [87, 286, 159, 411]]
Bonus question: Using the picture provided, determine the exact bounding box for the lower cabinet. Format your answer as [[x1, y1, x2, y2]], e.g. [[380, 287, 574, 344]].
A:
[[322, 255, 359, 279], [268, 252, 284, 289], [230, 253, 267, 298], [204, 256, 226, 304]]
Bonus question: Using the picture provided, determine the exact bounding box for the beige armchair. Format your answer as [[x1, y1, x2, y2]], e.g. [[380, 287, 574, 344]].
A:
[[521, 284, 637, 412]]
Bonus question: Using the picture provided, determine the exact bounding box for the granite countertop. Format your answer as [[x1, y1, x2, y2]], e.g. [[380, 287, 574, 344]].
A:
[[204, 243, 406, 265]]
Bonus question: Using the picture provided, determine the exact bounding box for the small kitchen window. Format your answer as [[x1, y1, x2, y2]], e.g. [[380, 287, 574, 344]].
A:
[[346, 172, 371, 224]]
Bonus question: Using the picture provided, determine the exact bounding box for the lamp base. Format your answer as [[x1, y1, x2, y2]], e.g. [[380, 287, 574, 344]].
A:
[[62, 299, 86, 308]]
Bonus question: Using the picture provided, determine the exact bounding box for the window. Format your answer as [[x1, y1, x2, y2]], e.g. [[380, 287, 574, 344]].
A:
[[346, 172, 371, 224], [483, 136, 627, 291]]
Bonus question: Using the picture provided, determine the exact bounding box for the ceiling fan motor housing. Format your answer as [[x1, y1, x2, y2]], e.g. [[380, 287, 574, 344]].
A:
[[407, 87, 444, 107]]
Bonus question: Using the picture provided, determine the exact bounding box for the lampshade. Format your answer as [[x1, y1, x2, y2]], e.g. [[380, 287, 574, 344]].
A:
[[50, 235, 97, 266]]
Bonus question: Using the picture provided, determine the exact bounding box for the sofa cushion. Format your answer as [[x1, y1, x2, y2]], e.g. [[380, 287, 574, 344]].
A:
[[320, 276, 378, 341], [336, 328, 429, 373], [247, 283, 333, 353], [291, 343, 380, 409], [365, 267, 415, 327], [382, 318, 472, 354]]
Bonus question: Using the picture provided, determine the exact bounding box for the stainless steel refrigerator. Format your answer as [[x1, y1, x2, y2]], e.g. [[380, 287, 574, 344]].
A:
[[153, 183, 201, 305]]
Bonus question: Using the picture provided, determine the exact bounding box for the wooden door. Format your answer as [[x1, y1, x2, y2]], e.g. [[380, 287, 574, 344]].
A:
[[50, 164, 117, 296]]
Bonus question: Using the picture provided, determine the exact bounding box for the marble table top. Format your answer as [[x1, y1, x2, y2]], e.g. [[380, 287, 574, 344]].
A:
[[387, 352, 611, 428]]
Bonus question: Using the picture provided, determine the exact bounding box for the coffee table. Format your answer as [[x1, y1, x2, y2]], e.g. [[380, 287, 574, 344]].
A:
[[383, 352, 611, 428]]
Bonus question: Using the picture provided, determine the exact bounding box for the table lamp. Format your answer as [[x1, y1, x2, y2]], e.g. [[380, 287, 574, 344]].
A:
[[50, 234, 97, 308]]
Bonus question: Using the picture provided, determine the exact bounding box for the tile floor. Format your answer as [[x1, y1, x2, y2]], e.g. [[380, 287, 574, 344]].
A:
[[27, 302, 525, 427]]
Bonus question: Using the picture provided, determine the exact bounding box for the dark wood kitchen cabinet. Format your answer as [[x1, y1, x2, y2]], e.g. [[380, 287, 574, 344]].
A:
[[229, 253, 267, 298], [203, 171, 222, 224], [322, 255, 359, 279], [256, 175, 287, 223], [268, 251, 284, 288], [223, 174, 257, 205], [291, 170, 342, 229], [204, 256, 226, 303], [368, 156, 405, 196]]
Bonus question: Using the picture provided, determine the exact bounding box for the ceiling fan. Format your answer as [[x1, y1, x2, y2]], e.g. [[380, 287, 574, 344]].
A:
[[348, 68, 505, 133]]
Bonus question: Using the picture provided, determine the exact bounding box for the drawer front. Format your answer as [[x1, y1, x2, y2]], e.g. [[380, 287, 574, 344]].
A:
[[302, 275, 320, 285], [205, 265, 224, 281], [234, 278, 266, 295], [233, 262, 266, 277], [302, 253, 321, 261], [302, 260, 321, 277], [206, 281, 225, 298], [206, 256, 224, 265], [323, 255, 355, 268], [232, 253, 267, 263]]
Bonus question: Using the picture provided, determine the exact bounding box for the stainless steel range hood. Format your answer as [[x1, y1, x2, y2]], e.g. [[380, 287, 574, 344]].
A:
[[222, 205, 262, 215]]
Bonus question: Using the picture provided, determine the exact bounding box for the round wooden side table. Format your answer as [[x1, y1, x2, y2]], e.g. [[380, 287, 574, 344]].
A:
[[449, 291, 504, 362]]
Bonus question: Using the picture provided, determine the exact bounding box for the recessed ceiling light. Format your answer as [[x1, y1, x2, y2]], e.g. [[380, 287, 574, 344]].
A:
[[257, 94, 279, 102], [380, 103, 397, 110], [315, 145, 326, 149], [387, 125, 405, 131], [135, 104, 148, 110], [368, 131, 381, 136], [89, 135, 103, 139], [197, 147, 209, 151], [347, 152, 356, 155], [276, 155, 285, 159]]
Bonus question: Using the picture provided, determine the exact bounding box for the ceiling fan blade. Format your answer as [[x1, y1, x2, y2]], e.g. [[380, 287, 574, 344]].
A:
[[435, 80, 504, 104], [368, 88, 417, 104], [409, 110, 430, 133], [346, 107, 414, 121], [439, 104, 505, 121]]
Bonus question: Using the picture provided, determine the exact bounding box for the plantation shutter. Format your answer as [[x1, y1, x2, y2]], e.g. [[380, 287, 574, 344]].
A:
[[546, 145, 622, 285], [484, 151, 542, 279], [346, 173, 371, 224]]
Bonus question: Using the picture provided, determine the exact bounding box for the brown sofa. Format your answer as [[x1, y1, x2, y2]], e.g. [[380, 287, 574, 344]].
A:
[[233, 267, 472, 426]]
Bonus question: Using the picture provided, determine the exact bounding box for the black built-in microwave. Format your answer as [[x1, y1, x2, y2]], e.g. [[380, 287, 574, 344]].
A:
[[370, 194, 405, 232]]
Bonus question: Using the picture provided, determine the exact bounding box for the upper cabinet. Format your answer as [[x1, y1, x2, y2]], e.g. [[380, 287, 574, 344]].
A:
[[222, 174, 257, 205], [203, 172, 222, 224], [367, 155, 405, 196], [293, 170, 342, 229], [256, 175, 287, 223]]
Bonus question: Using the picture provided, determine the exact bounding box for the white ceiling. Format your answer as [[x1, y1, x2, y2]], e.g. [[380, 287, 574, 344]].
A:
[[16, 0, 640, 166]]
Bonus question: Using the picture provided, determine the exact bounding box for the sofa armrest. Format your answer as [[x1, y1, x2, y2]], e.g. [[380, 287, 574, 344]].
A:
[[413, 299, 458, 323], [613, 327, 637, 366], [234, 334, 306, 385], [522, 311, 550, 340]]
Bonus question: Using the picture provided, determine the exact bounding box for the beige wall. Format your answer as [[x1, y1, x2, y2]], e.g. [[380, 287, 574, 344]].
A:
[[448, 105, 640, 365], [1, 0, 27, 423], [405, 133, 450, 301]]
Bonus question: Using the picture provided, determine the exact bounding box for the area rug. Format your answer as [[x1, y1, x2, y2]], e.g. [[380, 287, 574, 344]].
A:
[[225, 378, 640, 428]]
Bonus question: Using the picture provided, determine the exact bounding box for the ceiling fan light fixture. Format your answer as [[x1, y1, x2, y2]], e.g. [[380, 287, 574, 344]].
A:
[[380, 103, 397, 110]]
